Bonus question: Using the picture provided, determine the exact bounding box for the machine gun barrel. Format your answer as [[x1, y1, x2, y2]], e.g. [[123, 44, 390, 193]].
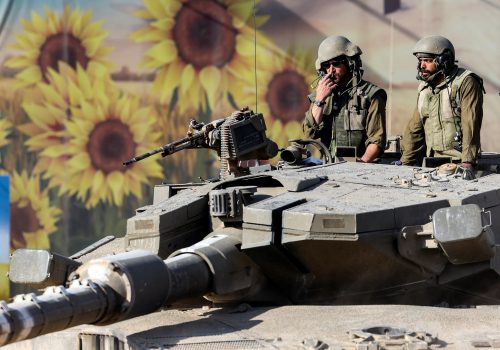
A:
[[122, 135, 200, 166]]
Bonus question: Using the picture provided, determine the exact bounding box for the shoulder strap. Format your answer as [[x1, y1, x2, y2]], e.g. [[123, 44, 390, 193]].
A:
[[449, 68, 475, 116], [358, 80, 382, 101], [416, 81, 428, 121]]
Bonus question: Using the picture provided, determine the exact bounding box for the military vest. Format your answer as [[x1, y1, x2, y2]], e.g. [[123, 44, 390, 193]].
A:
[[417, 68, 474, 159], [315, 80, 382, 156]]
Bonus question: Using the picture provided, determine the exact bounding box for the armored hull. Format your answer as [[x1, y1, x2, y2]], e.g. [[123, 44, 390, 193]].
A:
[[2, 161, 500, 349]]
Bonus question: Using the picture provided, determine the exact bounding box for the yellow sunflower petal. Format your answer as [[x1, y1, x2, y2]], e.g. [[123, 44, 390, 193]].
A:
[[82, 32, 107, 57], [143, 0, 169, 19], [236, 34, 255, 57], [68, 80, 84, 106], [23, 231, 50, 249], [38, 83, 67, 108], [16, 66, 43, 85], [151, 18, 174, 31], [4, 55, 32, 69], [130, 27, 165, 42], [31, 11, 48, 35], [180, 64, 194, 94], [107, 171, 125, 206], [67, 152, 91, 171], [146, 40, 177, 65], [40, 144, 69, 158], [200, 66, 222, 109], [228, 2, 253, 23], [22, 103, 56, 128]]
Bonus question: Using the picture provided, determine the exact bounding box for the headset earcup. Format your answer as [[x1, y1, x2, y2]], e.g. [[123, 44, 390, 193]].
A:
[[437, 49, 453, 71]]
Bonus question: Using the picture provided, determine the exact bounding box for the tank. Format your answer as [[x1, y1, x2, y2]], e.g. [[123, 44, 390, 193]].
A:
[[2, 109, 500, 349]]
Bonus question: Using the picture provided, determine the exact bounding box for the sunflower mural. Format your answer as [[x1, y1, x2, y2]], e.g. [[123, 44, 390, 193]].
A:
[[20, 64, 165, 208], [130, 0, 270, 113], [5, 5, 113, 88], [0, 114, 11, 150], [9, 170, 61, 250], [19, 61, 115, 191], [235, 47, 316, 150], [61, 89, 164, 208]]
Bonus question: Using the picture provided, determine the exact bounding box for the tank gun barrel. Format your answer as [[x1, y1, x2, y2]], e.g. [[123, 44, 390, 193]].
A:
[[0, 235, 261, 346], [0, 250, 212, 346], [0, 281, 116, 345]]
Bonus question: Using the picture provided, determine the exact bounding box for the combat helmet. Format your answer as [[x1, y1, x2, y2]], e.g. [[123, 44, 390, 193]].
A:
[[315, 35, 362, 71], [413, 35, 455, 61]]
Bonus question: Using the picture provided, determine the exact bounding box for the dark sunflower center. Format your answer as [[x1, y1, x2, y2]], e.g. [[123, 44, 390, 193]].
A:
[[10, 202, 41, 248], [87, 119, 136, 174], [173, 0, 237, 69], [265, 70, 310, 122], [38, 33, 89, 79]]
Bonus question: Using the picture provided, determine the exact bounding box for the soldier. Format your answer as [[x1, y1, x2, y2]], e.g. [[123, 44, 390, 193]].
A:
[[303, 35, 387, 162], [400, 35, 484, 168]]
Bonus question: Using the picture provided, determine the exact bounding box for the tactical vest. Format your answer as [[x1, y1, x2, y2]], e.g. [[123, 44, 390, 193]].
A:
[[417, 68, 474, 159], [321, 80, 382, 156]]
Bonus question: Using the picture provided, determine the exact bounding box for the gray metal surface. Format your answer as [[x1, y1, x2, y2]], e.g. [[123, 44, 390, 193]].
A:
[[4, 305, 500, 349]]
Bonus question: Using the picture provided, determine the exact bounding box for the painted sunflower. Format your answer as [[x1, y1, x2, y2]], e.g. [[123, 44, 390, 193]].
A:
[[10, 170, 61, 250], [235, 48, 316, 149], [18, 61, 115, 190], [0, 115, 11, 148], [130, 0, 270, 113], [5, 5, 113, 88], [62, 90, 164, 208]]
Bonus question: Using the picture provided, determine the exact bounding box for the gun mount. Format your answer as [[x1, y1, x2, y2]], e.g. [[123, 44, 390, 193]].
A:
[[2, 110, 500, 348], [123, 108, 278, 179]]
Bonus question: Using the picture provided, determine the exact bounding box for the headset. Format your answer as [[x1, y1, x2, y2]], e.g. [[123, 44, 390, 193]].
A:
[[435, 49, 455, 73]]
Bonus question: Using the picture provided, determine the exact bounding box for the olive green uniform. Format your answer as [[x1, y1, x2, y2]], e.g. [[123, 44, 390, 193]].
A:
[[303, 80, 387, 157], [401, 67, 483, 165]]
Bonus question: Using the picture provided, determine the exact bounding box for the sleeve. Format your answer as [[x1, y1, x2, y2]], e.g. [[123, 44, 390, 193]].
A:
[[302, 92, 324, 139], [459, 75, 483, 164], [400, 107, 426, 165], [365, 89, 387, 148]]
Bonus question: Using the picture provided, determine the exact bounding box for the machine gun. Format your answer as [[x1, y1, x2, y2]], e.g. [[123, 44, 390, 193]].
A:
[[123, 108, 278, 179]]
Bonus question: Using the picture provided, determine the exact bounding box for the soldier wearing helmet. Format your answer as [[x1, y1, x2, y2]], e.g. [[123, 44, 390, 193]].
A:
[[400, 35, 484, 168], [303, 35, 387, 162]]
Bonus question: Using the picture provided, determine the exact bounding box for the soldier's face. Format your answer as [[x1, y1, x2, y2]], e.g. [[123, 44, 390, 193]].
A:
[[418, 57, 438, 79], [324, 60, 350, 85]]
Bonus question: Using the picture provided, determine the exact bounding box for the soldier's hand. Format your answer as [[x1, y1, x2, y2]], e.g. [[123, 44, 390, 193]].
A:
[[316, 73, 336, 101]]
